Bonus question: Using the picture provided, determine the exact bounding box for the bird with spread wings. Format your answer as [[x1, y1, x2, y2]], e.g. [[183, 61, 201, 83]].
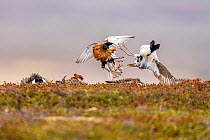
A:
[[127, 40, 178, 84], [76, 36, 135, 79]]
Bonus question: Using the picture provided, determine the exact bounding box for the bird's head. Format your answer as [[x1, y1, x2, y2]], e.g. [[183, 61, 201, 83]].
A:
[[102, 42, 113, 50], [132, 40, 160, 69], [127, 54, 143, 68], [133, 54, 143, 67]]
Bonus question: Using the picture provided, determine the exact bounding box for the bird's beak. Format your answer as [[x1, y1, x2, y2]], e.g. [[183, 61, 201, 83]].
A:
[[127, 63, 138, 67], [122, 36, 135, 38]]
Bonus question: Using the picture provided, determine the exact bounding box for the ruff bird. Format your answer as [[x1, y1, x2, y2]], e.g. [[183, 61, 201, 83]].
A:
[[76, 36, 135, 79], [127, 40, 178, 84], [20, 73, 47, 84]]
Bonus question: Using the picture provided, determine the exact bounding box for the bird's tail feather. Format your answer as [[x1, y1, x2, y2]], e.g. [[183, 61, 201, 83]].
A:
[[154, 61, 179, 84]]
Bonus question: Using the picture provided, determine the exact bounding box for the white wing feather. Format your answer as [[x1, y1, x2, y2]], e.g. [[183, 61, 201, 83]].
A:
[[104, 62, 123, 80], [75, 43, 97, 63], [105, 36, 135, 45]]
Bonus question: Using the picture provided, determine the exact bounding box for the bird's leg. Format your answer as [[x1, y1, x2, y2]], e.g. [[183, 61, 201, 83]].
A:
[[122, 44, 135, 55], [114, 64, 123, 71], [117, 60, 124, 63], [104, 67, 117, 80], [112, 76, 118, 79], [113, 56, 124, 60], [118, 44, 134, 56]]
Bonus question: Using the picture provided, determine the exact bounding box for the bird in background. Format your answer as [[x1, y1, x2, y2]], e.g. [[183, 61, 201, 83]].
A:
[[127, 40, 178, 84], [20, 73, 48, 84], [76, 36, 135, 79]]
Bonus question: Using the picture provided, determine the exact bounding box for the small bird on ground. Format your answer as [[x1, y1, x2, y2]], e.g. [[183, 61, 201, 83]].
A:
[[20, 73, 47, 84], [56, 73, 85, 84], [127, 40, 178, 84], [76, 36, 135, 79]]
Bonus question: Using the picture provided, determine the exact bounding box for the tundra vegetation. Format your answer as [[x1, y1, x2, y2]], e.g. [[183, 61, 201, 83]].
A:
[[0, 79, 209, 139]]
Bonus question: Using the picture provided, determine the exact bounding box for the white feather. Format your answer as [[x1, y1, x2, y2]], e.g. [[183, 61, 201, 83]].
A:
[[105, 36, 135, 45], [75, 43, 97, 63], [42, 78, 47, 83], [105, 62, 123, 80], [131, 43, 177, 84], [32, 79, 36, 84]]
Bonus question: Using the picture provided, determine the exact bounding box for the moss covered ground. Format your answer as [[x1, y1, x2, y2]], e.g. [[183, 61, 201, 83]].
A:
[[0, 79, 209, 139]]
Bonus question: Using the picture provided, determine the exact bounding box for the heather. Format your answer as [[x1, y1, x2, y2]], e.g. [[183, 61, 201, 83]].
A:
[[0, 79, 209, 139]]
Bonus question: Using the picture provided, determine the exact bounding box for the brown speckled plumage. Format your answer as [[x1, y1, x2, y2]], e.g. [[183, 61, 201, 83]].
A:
[[154, 60, 178, 84]]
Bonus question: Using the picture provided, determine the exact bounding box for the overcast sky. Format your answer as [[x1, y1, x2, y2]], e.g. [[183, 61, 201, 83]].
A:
[[0, 0, 210, 84]]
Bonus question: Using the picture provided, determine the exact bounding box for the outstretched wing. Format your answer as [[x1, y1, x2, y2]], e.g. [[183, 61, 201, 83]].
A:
[[153, 60, 178, 84], [76, 43, 97, 63], [105, 36, 135, 45]]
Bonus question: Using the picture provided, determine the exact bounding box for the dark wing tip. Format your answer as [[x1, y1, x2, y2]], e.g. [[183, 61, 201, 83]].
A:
[[156, 44, 160, 49], [150, 44, 160, 53], [150, 40, 155, 46]]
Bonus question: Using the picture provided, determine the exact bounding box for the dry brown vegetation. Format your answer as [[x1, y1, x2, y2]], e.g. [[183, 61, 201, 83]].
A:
[[0, 79, 209, 139]]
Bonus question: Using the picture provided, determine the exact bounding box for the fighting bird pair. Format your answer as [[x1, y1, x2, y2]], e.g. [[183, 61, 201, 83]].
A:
[[76, 36, 135, 79], [76, 36, 178, 84]]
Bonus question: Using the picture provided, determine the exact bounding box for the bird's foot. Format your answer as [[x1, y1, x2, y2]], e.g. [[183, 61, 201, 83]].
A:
[[117, 60, 123, 63], [114, 56, 124, 60], [115, 64, 123, 71], [112, 76, 118, 79]]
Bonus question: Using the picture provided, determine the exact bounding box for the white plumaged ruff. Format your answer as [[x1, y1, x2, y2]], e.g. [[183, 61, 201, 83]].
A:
[[131, 42, 178, 84], [138, 45, 159, 70]]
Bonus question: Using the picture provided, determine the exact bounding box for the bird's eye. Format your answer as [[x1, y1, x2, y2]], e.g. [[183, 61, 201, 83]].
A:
[[139, 56, 143, 60], [137, 56, 143, 60], [136, 56, 143, 62]]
